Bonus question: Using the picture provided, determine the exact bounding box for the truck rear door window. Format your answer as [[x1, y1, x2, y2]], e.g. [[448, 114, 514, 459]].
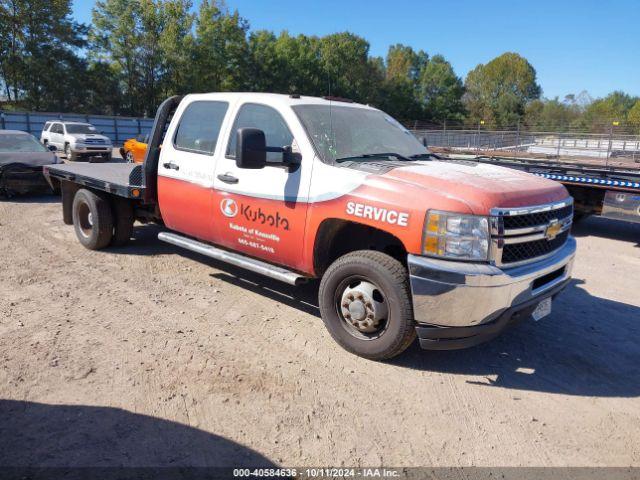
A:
[[174, 101, 229, 155]]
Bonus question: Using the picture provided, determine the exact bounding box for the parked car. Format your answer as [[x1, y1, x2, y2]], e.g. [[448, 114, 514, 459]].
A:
[[44, 93, 575, 360], [0, 130, 61, 197], [120, 134, 148, 163], [41, 121, 112, 162]]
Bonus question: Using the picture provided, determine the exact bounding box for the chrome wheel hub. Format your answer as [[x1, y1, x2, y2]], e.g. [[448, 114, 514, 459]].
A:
[[340, 280, 388, 333]]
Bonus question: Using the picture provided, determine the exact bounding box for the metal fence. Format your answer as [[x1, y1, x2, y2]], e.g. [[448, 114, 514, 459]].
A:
[[0, 110, 155, 145], [412, 128, 640, 165]]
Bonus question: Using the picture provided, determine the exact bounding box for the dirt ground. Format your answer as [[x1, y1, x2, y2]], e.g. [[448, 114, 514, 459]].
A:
[[0, 194, 639, 468]]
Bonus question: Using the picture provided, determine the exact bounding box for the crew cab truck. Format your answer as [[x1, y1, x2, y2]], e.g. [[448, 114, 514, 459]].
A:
[[44, 93, 576, 360]]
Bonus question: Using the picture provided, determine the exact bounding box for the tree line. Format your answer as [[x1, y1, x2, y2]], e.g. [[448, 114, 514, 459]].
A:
[[1, 0, 639, 133]]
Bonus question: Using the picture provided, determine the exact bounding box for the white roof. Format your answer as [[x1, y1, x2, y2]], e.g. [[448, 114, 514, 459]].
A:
[[182, 92, 376, 110]]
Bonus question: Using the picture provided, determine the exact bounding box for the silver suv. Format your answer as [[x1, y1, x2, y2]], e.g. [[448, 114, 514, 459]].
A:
[[41, 121, 112, 161]]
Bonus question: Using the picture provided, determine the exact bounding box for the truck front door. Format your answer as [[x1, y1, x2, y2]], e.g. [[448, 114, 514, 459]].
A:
[[157, 100, 229, 241], [212, 102, 313, 271]]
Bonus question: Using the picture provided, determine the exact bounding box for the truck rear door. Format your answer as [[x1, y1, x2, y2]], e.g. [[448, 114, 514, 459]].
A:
[[157, 99, 230, 241]]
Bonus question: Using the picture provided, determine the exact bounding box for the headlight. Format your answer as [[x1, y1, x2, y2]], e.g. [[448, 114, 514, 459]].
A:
[[423, 211, 490, 261]]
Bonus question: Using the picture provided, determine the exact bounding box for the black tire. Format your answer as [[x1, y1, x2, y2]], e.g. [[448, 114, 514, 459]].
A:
[[573, 211, 588, 223], [102, 152, 112, 162], [318, 250, 416, 360], [72, 189, 113, 250], [65, 143, 77, 162], [111, 197, 134, 247]]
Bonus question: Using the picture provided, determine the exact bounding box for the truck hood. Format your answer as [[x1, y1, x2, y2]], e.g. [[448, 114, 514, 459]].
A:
[[379, 160, 568, 215], [70, 134, 111, 143]]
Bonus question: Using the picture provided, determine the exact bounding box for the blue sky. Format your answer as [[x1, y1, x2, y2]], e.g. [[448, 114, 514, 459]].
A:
[[72, 0, 639, 100]]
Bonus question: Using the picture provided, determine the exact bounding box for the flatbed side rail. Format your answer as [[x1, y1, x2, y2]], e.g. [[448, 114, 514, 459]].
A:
[[454, 155, 640, 193]]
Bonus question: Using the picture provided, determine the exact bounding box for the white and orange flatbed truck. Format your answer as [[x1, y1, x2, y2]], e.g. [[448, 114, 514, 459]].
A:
[[44, 93, 576, 359]]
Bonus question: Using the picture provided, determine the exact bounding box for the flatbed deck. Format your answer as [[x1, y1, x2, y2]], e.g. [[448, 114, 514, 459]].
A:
[[448, 155, 640, 192], [44, 162, 145, 198]]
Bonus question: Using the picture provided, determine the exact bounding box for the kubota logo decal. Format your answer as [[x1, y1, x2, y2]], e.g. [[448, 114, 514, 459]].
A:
[[220, 198, 238, 218], [241, 205, 290, 231], [346, 201, 409, 227]]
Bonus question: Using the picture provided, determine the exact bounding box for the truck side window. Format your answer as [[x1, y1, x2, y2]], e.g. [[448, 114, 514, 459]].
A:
[[226, 103, 293, 162], [174, 101, 229, 155]]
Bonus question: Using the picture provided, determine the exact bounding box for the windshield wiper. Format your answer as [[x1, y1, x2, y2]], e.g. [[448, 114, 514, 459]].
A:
[[335, 152, 414, 163], [408, 152, 442, 160]]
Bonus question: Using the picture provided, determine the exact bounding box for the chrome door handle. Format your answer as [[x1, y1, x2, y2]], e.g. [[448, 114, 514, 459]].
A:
[[163, 162, 179, 171], [217, 173, 238, 184]]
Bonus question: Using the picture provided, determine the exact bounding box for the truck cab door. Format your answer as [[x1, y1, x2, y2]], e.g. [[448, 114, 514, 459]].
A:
[[157, 100, 230, 241], [212, 102, 313, 271]]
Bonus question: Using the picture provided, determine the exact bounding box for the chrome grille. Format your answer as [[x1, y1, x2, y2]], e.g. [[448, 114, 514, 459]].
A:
[[502, 204, 573, 230], [491, 199, 573, 267]]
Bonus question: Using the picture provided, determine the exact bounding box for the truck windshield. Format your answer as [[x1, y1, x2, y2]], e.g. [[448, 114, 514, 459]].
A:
[[0, 134, 48, 153], [66, 124, 97, 134], [293, 104, 429, 163]]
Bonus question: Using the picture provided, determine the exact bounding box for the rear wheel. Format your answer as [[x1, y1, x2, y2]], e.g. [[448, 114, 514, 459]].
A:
[[125, 151, 134, 163], [72, 189, 113, 250], [111, 197, 134, 247], [318, 250, 416, 360]]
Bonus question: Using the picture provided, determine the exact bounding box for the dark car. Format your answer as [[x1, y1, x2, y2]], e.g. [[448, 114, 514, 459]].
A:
[[0, 130, 61, 197]]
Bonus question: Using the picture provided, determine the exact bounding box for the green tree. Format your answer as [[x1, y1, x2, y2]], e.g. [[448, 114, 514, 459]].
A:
[[91, 0, 144, 114], [83, 62, 123, 114], [385, 44, 428, 83], [91, 0, 194, 115], [524, 97, 582, 131], [464, 52, 541, 127], [156, 0, 194, 97], [378, 44, 426, 119], [578, 91, 638, 132], [627, 100, 640, 134], [272, 32, 323, 95], [419, 54, 465, 122], [318, 32, 376, 102], [0, 0, 87, 110], [191, 0, 250, 93]]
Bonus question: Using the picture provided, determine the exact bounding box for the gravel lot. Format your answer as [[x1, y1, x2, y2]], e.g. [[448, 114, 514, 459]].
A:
[[0, 194, 639, 468]]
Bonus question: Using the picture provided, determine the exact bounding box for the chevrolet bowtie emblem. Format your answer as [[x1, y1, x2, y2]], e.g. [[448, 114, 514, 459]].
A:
[[545, 219, 563, 241]]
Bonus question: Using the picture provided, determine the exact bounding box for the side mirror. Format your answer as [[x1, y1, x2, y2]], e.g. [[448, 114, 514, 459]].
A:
[[48, 144, 57, 152], [236, 128, 267, 169]]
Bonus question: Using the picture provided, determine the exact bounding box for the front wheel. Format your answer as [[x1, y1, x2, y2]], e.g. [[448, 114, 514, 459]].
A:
[[65, 144, 77, 162], [318, 250, 416, 360]]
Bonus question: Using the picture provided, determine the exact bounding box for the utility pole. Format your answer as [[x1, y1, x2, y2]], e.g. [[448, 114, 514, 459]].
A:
[[606, 121, 618, 167], [476, 120, 484, 153]]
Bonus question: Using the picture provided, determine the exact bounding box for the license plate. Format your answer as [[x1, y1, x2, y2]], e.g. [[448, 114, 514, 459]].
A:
[[532, 298, 552, 321]]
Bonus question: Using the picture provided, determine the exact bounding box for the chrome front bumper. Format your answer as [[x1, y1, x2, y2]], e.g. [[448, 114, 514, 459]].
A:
[[408, 237, 576, 348]]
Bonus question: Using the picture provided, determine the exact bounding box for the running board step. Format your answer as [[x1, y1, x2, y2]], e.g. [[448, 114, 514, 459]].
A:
[[158, 232, 308, 286]]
